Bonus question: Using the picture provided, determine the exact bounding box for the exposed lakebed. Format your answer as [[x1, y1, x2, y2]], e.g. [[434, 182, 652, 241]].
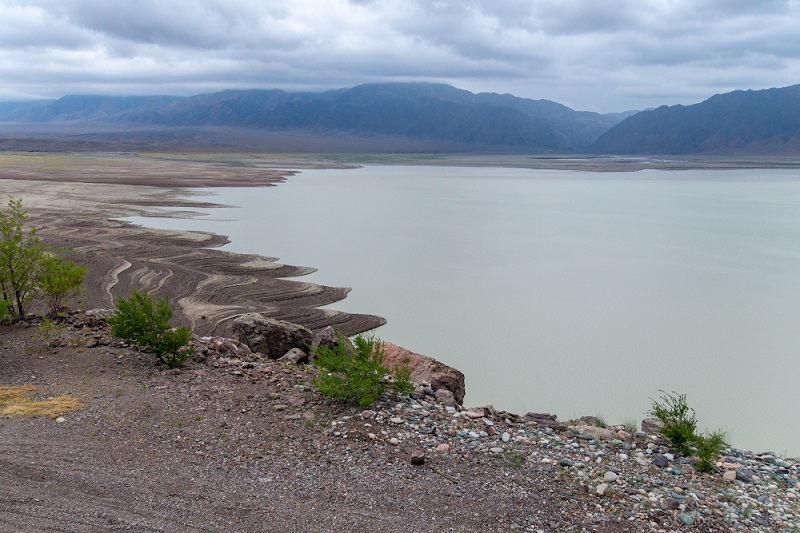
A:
[[124, 165, 800, 456]]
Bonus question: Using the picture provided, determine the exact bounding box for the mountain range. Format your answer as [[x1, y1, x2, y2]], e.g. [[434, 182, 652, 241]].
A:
[[1, 82, 799, 154]]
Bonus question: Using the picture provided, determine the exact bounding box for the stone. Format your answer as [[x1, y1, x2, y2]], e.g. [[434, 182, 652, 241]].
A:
[[389, 438, 400, 446], [595, 483, 609, 496], [382, 343, 465, 404], [278, 347, 308, 365], [361, 410, 375, 419], [576, 425, 618, 441], [652, 455, 669, 468], [735, 470, 753, 483], [641, 418, 664, 434], [434, 388, 457, 408], [231, 314, 313, 359], [436, 443, 450, 453], [677, 513, 694, 526], [489, 447, 503, 454], [501, 432, 511, 442], [389, 417, 404, 424], [524, 412, 567, 431], [464, 411, 483, 419], [558, 458, 574, 467], [603, 471, 619, 483], [309, 326, 354, 355], [410, 447, 426, 465], [723, 470, 737, 481]]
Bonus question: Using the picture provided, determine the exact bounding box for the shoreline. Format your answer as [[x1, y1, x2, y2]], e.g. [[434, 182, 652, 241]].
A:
[[2, 151, 799, 458]]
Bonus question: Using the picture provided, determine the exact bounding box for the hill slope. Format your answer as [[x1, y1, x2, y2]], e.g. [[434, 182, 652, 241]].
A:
[[0, 84, 627, 153], [590, 84, 800, 155]]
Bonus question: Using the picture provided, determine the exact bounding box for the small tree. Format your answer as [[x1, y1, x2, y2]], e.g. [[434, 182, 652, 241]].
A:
[[37, 253, 87, 314], [0, 197, 42, 317]]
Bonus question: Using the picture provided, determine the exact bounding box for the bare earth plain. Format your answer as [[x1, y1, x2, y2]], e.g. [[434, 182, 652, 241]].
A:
[[1, 152, 799, 532]]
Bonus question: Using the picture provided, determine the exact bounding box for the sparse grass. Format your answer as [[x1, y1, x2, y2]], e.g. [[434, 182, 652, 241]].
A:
[[595, 414, 607, 428], [0, 385, 83, 418], [623, 418, 638, 434], [498, 450, 527, 469]]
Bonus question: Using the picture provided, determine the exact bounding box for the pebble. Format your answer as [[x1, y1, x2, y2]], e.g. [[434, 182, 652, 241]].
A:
[[55, 417, 66, 423], [317, 390, 800, 532]]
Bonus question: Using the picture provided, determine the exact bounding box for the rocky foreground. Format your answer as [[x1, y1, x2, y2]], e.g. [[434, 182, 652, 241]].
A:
[[1, 311, 798, 532]]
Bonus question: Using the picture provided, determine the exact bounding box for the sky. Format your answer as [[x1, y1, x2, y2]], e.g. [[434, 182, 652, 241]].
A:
[[1, 0, 800, 113]]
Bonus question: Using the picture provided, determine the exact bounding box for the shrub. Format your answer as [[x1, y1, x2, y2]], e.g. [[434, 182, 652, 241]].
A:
[[107, 289, 193, 368], [0, 298, 10, 321], [648, 391, 698, 456], [36, 253, 86, 314], [312, 331, 411, 407], [694, 430, 728, 473], [649, 390, 728, 472]]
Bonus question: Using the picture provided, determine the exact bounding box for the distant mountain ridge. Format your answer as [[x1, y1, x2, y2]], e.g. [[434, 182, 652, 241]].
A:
[[0, 83, 630, 153], [3, 82, 800, 154], [590, 84, 800, 155]]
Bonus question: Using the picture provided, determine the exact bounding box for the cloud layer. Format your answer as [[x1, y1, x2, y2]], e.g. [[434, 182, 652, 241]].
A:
[[1, 0, 799, 111]]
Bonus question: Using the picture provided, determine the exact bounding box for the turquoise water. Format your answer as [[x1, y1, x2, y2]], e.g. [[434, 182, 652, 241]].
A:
[[125, 166, 800, 455]]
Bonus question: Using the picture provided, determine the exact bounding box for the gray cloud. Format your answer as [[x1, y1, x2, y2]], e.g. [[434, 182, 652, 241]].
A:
[[0, 0, 799, 111]]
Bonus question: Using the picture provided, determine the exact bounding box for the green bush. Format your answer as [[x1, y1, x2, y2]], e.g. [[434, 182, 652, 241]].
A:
[[313, 331, 412, 407], [694, 430, 728, 473], [649, 391, 698, 456], [36, 253, 86, 314], [107, 289, 193, 368], [649, 390, 728, 471]]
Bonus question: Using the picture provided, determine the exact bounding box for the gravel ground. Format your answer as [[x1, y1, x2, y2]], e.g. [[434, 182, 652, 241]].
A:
[[1, 314, 797, 532]]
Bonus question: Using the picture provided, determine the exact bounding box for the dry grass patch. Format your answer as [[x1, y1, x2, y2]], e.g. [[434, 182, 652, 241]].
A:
[[0, 385, 84, 418]]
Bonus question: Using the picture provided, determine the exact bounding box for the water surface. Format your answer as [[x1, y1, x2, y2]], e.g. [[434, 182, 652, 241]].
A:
[[126, 165, 800, 455]]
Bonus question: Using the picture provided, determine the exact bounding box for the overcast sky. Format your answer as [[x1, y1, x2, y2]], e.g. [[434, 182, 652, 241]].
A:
[[1, 0, 799, 112]]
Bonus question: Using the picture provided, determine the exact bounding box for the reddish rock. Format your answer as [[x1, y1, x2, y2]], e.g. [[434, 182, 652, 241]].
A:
[[382, 342, 465, 404]]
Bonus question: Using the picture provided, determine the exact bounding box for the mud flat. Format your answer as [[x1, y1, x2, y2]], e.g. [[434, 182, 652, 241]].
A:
[[0, 152, 382, 336]]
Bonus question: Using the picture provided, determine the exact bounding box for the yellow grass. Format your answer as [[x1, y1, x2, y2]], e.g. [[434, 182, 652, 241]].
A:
[[0, 385, 84, 418]]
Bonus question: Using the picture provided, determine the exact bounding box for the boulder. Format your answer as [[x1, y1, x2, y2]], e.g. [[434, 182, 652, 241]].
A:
[[232, 314, 313, 359], [309, 326, 355, 356], [382, 342, 465, 405], [434, 388, 457, 408], [524, 412, 567, 431], [279, 347, 309, 365], [641, 417, 665, 434], [574, 425, 619, 441]]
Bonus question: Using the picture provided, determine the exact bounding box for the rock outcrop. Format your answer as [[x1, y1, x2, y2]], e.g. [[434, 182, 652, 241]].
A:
[[231, 314, 313, 359], [382, 342, 465, 405]]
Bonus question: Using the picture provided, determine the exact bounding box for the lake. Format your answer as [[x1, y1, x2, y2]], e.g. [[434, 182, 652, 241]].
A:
[[125, 165, 800, 456]]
